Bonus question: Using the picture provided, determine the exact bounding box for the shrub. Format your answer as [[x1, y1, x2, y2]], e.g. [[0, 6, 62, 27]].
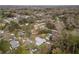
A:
[[15, 45, 30, 54], [0, 39, 10, 53]]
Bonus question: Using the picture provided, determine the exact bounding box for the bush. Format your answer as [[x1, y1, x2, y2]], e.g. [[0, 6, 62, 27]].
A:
[[8, 21, 21, 32], [59, 33, 79, 53], [15, 45, 30, 54], [0, 39, 10, 53]]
